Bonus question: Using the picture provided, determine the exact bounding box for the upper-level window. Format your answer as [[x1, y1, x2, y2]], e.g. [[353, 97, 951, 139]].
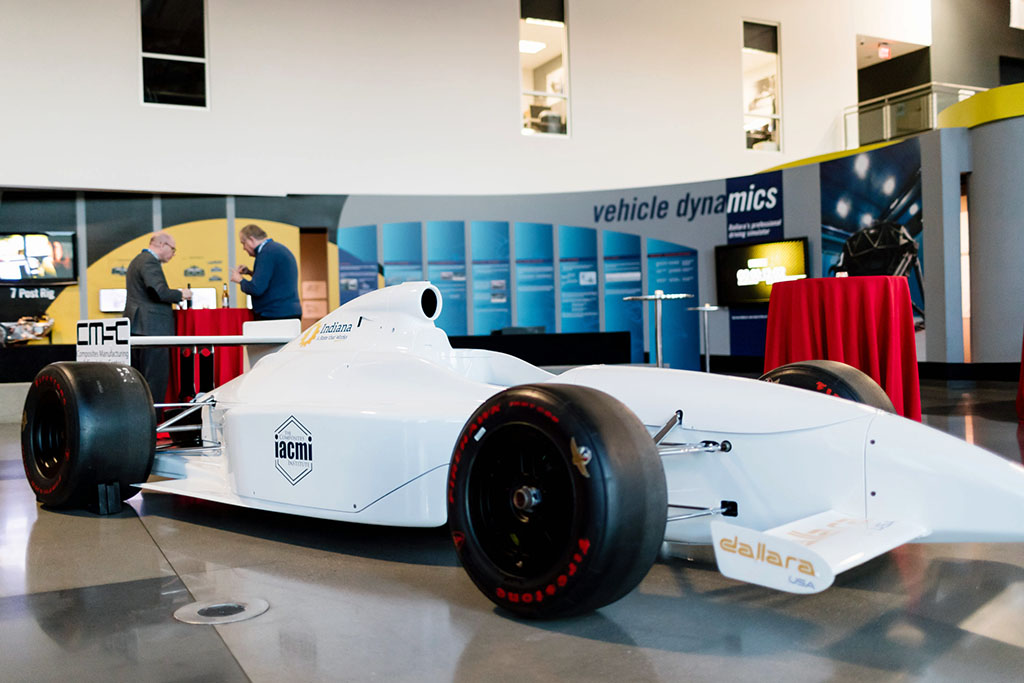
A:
[[520, 1, 569, 136], [140, 0, 207, 108], [743, 21, 780, 150]]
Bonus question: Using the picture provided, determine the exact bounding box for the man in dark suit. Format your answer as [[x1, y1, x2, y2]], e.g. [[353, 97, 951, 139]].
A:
[[230, 223, 301, 320], [124, 231, 192, 403]]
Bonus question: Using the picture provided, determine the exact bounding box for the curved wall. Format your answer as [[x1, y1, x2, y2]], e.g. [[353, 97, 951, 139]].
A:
[[967, 116, 1024, 362]]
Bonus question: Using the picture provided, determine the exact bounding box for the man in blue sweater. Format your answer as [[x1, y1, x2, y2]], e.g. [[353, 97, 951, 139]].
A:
[[230, 223, 302, 320]]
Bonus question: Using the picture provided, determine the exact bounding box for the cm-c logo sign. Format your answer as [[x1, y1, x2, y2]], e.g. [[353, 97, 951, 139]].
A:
[[77, 319, 130, 346], [76, 318, 131, 363]]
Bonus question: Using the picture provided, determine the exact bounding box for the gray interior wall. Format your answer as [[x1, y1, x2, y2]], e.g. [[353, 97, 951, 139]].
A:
[[780, 164, 822, 277], [931, 0, 1024, 87], [920, 128, 970, 363], [966, 116, 1024, 362]]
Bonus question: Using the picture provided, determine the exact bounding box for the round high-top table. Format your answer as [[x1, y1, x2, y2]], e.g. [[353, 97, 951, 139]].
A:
[[687, 303, 725, 373], [622, 290, 694, 368]]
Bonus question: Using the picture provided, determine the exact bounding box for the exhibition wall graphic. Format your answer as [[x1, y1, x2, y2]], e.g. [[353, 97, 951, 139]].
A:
[[4, 121, 1012, 364], [725, 171, 785, 356], [820, 138, 924, 325], [382, 221, 423, 286], [558, 226, 599, 333], [603, 231, 643, 363], [647, 238, 699, 370], [337, 224, 378, 306], [514, 222, 555, 332], [426, 220, 467, 335], [335, 172, 790, 362], [470, 221, 511, 335]]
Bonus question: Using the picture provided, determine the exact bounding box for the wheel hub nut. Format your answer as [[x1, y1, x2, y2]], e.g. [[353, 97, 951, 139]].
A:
[[512, 485, 542, 512]]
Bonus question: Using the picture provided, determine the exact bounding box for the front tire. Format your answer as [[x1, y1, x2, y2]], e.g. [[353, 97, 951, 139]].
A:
[[448, 383, 666, 619], [21, 362, 156, 513]]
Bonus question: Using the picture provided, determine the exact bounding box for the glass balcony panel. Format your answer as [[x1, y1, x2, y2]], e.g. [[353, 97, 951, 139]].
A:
[[858, 106, 886, 145], [890, 94, 929, 137]]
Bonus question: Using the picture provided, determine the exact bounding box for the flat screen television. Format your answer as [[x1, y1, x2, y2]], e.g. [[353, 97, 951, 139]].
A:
[[714, 237, 808, 306], [0, 231, 77, 284]]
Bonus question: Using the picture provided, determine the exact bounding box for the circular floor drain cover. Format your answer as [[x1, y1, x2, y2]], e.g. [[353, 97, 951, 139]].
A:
[[174, 598, 269, 625]]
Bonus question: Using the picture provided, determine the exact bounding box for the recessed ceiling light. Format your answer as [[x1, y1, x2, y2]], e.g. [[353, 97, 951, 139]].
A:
[[519, 40, 546, 54]]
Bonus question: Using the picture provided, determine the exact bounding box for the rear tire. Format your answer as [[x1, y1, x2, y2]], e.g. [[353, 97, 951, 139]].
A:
[[21, 362, 156, 513], [759, 360, 895, 412], [448, 383, 666, 618]]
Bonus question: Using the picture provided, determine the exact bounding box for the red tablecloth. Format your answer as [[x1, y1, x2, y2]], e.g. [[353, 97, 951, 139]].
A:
[[764, 276, 921, 421], [168, 308, 254, 401]]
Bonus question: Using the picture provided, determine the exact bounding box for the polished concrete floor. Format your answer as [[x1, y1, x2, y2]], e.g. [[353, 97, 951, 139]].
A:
[[2, 379, 1023, 682]]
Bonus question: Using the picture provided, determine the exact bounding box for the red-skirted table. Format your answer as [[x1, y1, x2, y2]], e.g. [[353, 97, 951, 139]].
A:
[[168, 308, 254, 401], [764, 276, 921, 421]]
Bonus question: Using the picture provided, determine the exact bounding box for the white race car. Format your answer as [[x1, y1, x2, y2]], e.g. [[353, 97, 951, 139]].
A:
[[20, 282, 1024, 618]]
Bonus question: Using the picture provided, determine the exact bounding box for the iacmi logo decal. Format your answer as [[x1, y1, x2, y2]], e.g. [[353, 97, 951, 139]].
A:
[[274, 416, 313, 485]]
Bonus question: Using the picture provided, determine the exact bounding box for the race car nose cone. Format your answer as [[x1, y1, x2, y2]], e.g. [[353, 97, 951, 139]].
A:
[[864, 411, 1024, 543]]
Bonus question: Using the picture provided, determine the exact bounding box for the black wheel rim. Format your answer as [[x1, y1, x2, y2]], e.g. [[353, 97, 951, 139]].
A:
[[465, 422, 577, 579], [31, 390, 68, 479]]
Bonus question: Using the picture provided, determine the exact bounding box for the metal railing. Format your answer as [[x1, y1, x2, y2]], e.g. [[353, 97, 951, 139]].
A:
[[843, 82, 986, 149]]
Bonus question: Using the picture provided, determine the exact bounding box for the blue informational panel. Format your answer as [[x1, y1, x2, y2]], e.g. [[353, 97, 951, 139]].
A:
[[647, 237, 699, 370], [382, 222, 423, 285], [426, 221, 467, 335], [725, 171, 784, 243], [559, 226, 599, 332], [514, 222, 555, 332], [725, 171, 784, 355], [337, 224, 378, 306], [470, 221, 511, 334], [603, 231, 643, 362]]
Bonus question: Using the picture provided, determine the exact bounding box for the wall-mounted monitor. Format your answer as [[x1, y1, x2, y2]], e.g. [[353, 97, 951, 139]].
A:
[[714, 237, 808, 306], [0, 231, 77, 284]]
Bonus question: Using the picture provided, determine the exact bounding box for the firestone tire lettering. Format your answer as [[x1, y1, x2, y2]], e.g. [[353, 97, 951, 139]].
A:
[[759, 360, 895, 413]]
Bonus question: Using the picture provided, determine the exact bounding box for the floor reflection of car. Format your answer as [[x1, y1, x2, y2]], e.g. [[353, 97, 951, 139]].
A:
[[183, 266, 205, 277]]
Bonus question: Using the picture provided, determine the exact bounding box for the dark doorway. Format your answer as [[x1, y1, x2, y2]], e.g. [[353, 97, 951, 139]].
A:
[[998, 56, 1024, 85]]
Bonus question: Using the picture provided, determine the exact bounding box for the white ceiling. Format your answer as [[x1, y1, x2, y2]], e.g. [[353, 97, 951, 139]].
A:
[[856, 34, 927, 69]]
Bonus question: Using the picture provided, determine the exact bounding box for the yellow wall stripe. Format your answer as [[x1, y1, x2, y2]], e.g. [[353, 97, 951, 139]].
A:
[[936, 83, 1024, 129]]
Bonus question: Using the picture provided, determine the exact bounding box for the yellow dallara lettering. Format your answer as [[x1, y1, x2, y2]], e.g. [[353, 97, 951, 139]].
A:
[[719, 536, 816, 576]]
